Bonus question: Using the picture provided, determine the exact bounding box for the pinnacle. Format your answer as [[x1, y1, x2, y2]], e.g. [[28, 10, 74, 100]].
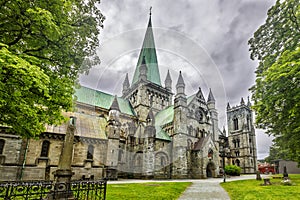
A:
[[110, 95, 120, 111], [207, 88, 215, 102]]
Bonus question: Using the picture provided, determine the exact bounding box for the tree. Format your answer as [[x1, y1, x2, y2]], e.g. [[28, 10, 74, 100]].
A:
[[0, 0, 104, 138], [265, 143, 289, 163], [249, 0, 300, 163]]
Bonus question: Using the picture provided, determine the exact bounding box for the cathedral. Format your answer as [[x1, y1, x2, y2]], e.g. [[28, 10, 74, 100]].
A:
[[0, 13, 257, 181]]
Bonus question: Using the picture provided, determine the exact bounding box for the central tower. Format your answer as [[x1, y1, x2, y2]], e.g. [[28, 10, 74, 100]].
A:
[[122, 11, 173, 121]]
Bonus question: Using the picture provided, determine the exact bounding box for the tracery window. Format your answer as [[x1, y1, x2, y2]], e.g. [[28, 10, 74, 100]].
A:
[[0, 139, 5, 154], [87, 145, 94, 159], [40, 140, 50, 157], [233, 117, 239, 130]]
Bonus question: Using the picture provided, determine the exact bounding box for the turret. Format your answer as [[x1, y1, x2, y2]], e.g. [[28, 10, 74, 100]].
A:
[[227, 102, 231, 110], [145, 109, 155, 138], [207, 88, 218, 142], [106, 96, 121, 174], [172, 71, 188, 178], [175, 71, 185, 97], [165, 70, 172, 91], [240, 97, 245, 105], [247, 96, 251, 107], [207, 88, 215, 108]]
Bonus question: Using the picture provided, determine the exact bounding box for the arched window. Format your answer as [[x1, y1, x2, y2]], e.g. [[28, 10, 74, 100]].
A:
[[247, 115, 251, 130], [236, 159, 240, 166], [208, 149, 213, 159], [0, 139, 5, 154], [87, 145, 94, 159], [40, 140, 50, 157], [233, 139, 236, 148], [118, 149, 123, 162], [233, 117, 239, 130], [237, 139, 240, 147]]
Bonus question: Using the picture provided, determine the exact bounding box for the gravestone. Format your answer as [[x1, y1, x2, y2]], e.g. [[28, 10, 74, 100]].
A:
[[283, 166, 289, 178]]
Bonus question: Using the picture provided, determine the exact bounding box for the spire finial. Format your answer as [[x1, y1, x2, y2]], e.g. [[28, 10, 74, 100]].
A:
[[150, 6, 152, 16]]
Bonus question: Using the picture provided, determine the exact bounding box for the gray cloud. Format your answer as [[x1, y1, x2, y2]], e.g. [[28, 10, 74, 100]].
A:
[[80, 0, 276, 160]]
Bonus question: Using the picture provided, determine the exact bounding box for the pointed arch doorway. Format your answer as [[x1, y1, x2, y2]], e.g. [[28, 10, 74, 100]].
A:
[[206, 162, 216, 178]]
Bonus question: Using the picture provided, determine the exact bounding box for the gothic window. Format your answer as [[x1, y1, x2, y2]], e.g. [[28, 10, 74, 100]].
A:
[[118, 149, 123, 162], [201, 129, 204, 138], [237, 139, 240, 147], [195, 109, 203, 122], [249, 138, 252, 143], [233, 139, 236, 148], [236, 159, 240, 166], [208, 149, 213, 159], [232, 160, 235, 165], [41, 140, 50, 157], [247, 115, 251, 130], [250, 148, 252, 154], [233, 117, 239, 130], [149, 95, 153, 106], [0, 139, 4, 154], [87, 145, 94, 159], [235, 150, 240, 157]]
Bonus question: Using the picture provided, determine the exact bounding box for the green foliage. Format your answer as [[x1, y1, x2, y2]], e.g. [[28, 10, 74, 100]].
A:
[[106, 182, 191, 200], [249, 0, 300, 163], [0, 0, 104, 138], [221, 174, 300, 200], [265, 143, 289, 163], [224, 165, 241, 176]]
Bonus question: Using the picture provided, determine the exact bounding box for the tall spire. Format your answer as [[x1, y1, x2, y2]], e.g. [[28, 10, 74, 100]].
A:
[[132, 9, 161, 86]]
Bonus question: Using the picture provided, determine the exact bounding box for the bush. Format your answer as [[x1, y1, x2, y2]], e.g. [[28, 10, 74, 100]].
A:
[[225, 165, 241, 176]]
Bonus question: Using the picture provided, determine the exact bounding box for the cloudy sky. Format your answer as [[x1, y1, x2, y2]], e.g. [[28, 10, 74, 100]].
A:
[[80, 0, 276, 159]]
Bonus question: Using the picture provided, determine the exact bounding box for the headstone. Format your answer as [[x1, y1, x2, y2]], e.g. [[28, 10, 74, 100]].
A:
[[283, 166, 289, 178]]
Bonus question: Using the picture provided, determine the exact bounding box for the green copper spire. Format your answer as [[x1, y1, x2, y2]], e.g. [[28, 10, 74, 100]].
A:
[[132, 9, 161, 86]]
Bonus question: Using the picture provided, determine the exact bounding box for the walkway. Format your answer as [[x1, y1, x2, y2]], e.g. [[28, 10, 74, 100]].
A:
[[108, 174, 260, 200]]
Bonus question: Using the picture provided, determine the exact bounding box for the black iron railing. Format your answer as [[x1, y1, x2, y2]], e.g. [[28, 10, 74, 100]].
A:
[[0, 179, 107, 200]]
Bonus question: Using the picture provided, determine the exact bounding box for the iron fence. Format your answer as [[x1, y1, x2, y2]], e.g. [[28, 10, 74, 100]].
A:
[[0, 179, 107, 200]]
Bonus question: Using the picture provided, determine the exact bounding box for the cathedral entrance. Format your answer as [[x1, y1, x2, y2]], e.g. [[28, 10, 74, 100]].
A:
[[206, 162, 215, 178]]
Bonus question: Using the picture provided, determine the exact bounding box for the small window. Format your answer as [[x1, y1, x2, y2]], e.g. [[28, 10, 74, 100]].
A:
[[41, 140, 50, 157], [0, 139, 5, 154], [236, 159, 240, 167], [233, 117, 239, 130], [87, 145, 94, 159]]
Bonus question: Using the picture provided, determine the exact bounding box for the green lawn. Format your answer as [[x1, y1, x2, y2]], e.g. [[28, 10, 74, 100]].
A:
[[221, 174, 300, 200], [106, 182, 191, 200]]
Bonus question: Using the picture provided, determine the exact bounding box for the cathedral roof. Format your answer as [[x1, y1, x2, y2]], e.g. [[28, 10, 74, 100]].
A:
[[45, 112, 107, 140], [131, 13, 161, 86], [75, 86, 136, 116]]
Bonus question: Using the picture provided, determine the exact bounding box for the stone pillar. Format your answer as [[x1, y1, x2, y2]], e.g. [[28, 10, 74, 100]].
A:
[[47, 117, 76, 200]]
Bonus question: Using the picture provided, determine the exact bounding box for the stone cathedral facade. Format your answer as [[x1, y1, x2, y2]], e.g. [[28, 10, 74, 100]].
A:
[[0, 14, 257, 181]]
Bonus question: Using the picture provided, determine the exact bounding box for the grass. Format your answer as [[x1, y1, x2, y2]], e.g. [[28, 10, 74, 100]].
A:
[[106, 182, 191, 200], [221, 174, 300, 200]]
